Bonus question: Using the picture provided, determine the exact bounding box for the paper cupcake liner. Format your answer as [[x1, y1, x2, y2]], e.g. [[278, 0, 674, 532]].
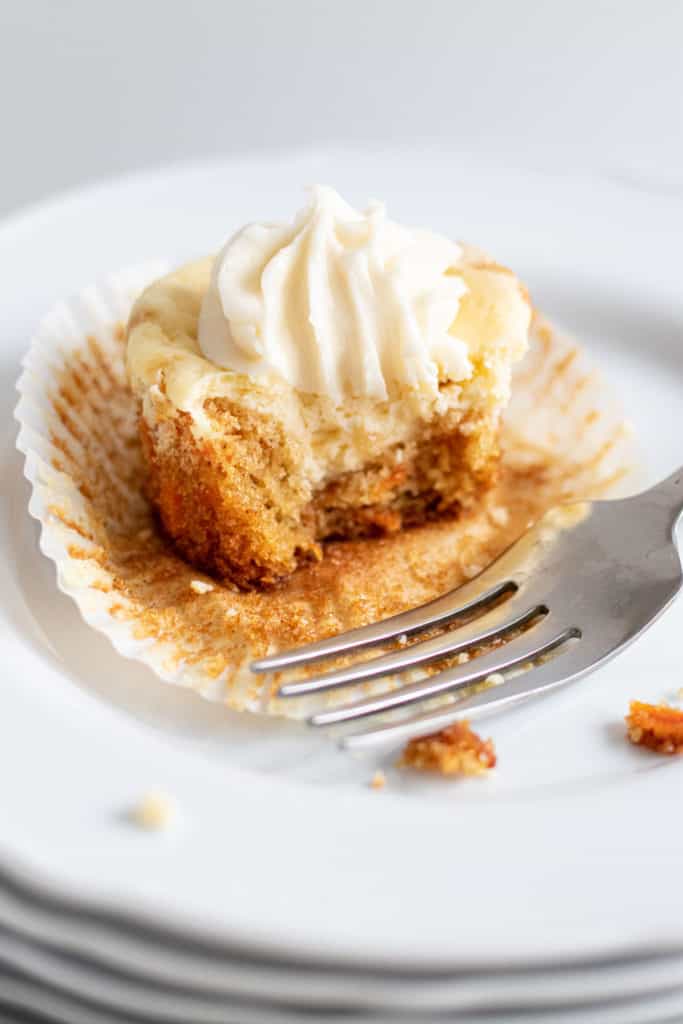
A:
[[15, 264, 637, 718]]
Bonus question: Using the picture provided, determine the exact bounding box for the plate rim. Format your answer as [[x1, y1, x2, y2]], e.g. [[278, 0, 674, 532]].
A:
[[2, 147, 683, 972]]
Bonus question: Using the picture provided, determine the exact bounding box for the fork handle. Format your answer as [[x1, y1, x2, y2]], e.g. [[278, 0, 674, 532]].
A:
[[645, 465, 683, 525]]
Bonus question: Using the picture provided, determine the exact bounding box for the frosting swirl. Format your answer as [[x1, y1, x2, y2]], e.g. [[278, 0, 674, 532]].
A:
[[198, 186, 472, 403]]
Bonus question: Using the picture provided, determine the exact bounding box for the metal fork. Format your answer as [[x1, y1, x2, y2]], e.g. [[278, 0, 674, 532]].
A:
[[251, 469, 683, 751]]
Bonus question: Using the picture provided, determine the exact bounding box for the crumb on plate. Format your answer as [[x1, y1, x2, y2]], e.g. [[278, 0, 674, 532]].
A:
[[370, 770, 386, 790], [399, 720, 497, 777], [130, 791, 177, 830], [626, 700, 683, 755]]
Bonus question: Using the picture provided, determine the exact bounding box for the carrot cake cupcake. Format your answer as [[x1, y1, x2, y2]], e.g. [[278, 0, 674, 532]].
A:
[[126, 187, 531, 588]]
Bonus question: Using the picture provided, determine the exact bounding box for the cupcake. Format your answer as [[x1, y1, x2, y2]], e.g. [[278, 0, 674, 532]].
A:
[[126, 187, 531, 588]]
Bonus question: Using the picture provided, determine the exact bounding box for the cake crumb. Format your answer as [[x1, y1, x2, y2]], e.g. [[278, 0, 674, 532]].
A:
[[370, 770, 386, 790], [130, 791, 177, 830], [397, 633, 408, 646], [485, 672, 505, 686], [456, 652, 471, 665], [190, 579, 214, 595], [400, 721, 497, 777], [626, 701, 683, 755], [489, 506, 509, 527], [462, 563, 483, 580]]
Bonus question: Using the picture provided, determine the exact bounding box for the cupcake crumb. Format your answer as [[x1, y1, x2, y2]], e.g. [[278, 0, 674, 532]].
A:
[[190, 579, 214, 595], [485, 672, 505, 686], [400, 721, 496, 776], [626, 700, 683, 755], [397, 633, 408, 646], [489, 506, 509, 527], [370, 771, 386, 790], [457, 652, 471, 665], [130, 791, 177, 831], [135, 527, 153, 541]]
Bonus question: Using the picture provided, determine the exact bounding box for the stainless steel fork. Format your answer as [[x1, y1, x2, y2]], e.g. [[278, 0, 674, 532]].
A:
[[251, 468, 683, 751]]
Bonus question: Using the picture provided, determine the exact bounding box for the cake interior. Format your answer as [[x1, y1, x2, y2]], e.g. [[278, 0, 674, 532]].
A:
[[128, 256, 530, 587]]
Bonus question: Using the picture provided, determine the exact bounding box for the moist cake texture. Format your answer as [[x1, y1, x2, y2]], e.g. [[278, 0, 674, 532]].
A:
[[127, 188, 531, 587], [626, 701, 683, 755], [400, 721, 497, 776]]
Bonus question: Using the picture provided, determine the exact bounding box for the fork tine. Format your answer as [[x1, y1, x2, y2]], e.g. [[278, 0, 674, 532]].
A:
[[340, 634, 584, 750], [311, 621, 574, 727], [251, 579, 517, 674], [278, 604, 545, 698]]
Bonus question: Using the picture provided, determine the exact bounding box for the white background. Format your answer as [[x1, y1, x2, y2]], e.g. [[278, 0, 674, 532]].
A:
[[1, 0, 682, 218]]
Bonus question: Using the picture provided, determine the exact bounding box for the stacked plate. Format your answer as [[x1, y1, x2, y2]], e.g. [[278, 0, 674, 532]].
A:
[[2, 149, 683, 1023], [2, 855, 683, 1024]]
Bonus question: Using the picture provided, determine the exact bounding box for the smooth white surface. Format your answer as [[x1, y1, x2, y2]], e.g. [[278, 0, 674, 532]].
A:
[[3, 880, 683, 1015], [2, 150, 683, 971], [4, 961, 683, 1024]]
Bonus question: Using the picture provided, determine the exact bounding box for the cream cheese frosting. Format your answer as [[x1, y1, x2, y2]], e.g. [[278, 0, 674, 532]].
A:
[[127, 192, 531, 487], [198, 186, 473, 403]]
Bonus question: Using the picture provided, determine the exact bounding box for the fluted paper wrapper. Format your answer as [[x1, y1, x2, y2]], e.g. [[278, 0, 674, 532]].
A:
[[15, 264, 636, 718]]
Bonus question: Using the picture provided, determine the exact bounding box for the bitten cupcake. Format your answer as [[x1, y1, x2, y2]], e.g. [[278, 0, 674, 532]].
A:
[[126, 187, 531, 588]]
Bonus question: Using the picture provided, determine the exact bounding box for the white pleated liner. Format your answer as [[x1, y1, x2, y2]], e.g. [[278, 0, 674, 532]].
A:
[[15, 263, 637, 716], [15, 263, 193, 689]]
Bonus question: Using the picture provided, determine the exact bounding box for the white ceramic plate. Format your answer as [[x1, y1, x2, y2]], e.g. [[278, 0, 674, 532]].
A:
[[3, 865, 683, 1014], [3, 925, 680, 1021], [3, 960, 683, 1024], [3, 902, 683, 1024], [2, 148, 683, 971]]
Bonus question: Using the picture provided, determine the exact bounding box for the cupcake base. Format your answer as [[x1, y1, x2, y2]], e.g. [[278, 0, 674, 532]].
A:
[[126, 255, 531, 589], [15, 263, 635, 716], [140, 387, 500, 589]]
